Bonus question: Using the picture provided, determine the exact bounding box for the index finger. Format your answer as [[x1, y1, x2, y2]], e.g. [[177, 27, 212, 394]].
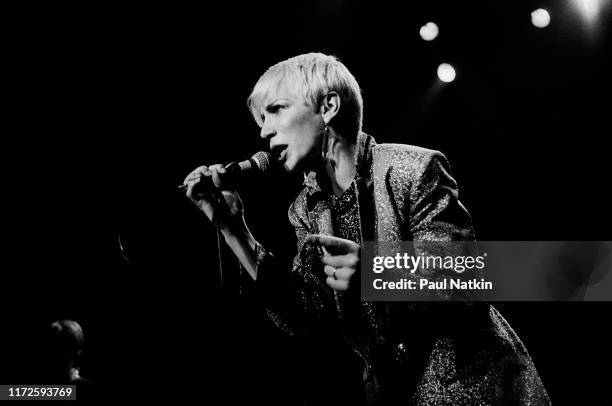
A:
[[306, 234, 358, 254], [183, 165, 208, 184]]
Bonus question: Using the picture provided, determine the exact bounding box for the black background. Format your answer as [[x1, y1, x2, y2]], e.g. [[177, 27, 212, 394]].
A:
[[4, 1, 612, 404]]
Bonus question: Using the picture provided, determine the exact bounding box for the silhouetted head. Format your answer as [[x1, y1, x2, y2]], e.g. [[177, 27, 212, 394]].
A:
[[46, 319, 84, 380]]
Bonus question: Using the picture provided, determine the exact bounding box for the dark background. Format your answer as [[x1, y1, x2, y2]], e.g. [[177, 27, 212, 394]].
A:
[[4, 1, 611, 404]]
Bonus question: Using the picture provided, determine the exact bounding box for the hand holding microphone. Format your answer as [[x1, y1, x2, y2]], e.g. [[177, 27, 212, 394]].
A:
[[181, 152, 271, 231], [179, 151, 271, 193]]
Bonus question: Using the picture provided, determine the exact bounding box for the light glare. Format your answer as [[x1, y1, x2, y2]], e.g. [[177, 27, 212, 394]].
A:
[[437, 63, 456, 83], [419, 22, 439, 41], [531, 8, 551, 28], [576, 0, 600, 23]]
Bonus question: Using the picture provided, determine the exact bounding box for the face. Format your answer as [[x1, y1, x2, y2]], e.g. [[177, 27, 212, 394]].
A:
[[258, 81, 324, 173]]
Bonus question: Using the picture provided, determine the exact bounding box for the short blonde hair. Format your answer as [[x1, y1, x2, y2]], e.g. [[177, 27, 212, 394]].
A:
[[247, 53, 363, 143]]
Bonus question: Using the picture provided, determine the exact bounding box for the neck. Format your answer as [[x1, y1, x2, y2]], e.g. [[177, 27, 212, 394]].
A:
[[324, 131, 357, 196]]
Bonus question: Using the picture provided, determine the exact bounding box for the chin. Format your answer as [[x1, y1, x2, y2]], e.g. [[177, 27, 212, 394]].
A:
[[283, 160, 298, 173], [282, 153, 302, 173], [290, 153, 319, 174]]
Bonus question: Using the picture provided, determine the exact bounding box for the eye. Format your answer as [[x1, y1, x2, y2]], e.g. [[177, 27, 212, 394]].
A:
[[266, 104, 284, 114]]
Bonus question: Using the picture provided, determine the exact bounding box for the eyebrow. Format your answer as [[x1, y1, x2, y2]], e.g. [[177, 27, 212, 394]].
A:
[[263, 99, 289, 111], [265, 99, 285, 107]]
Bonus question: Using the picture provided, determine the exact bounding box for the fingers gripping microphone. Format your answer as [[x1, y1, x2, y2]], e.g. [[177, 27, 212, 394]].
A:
[[178, 151, 272, 191]]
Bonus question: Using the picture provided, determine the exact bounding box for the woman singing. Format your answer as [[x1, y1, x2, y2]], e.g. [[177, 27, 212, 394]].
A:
[[182, 53, 549, 405]]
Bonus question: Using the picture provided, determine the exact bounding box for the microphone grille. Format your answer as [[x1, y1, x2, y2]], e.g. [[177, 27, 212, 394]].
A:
[[252, 151, 271, 173]]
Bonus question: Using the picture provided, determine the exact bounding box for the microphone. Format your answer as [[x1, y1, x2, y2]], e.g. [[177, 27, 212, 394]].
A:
[[178, 151, 271, 191]]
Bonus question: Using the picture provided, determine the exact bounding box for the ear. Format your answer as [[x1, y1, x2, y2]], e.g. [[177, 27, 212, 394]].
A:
[[319, 91, 341, 125]]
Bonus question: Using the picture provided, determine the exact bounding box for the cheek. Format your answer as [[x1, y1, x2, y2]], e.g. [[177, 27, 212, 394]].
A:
[[295, 119, 321, 149], [282, 107, 322, 151], [293, 130, 318, 156]]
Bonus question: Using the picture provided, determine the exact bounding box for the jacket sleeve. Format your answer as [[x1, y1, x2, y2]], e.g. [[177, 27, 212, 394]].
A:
[[408, 150, 474, 242], [380, 149, 487, 346], [410, 151, 482, 300], [247, 198, 339, 339]]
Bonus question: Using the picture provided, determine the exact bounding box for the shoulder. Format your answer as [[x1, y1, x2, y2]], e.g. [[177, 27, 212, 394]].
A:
[[372, 143, 445, 165], [370, 143, 449, 183]]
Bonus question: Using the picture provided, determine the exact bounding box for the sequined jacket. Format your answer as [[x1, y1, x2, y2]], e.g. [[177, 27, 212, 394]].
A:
[[252, 133, 550, 405]]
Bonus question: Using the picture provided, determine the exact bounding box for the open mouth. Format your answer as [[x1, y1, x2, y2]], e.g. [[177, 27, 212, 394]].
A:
[[271, 144, 288, 161]]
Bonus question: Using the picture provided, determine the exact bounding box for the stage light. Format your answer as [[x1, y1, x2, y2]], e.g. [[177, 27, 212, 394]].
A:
[[574, 0, 601, 23], [437, 63, 456, 83], [419, 22, 439, 41], [531, 8, 551, 28]]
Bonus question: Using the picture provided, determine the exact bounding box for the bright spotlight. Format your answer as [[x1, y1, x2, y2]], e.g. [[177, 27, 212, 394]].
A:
[[437, 63, 456, 83], [531, 8, 551, 28], [575, 0, 601, 23], [419, 22, 439, 41]]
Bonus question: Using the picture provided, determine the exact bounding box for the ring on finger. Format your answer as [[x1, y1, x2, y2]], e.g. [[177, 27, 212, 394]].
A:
[[332, 267, 337, 280]]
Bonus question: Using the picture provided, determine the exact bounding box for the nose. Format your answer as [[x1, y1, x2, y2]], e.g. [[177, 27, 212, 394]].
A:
[[260, 118, 275, 141]]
